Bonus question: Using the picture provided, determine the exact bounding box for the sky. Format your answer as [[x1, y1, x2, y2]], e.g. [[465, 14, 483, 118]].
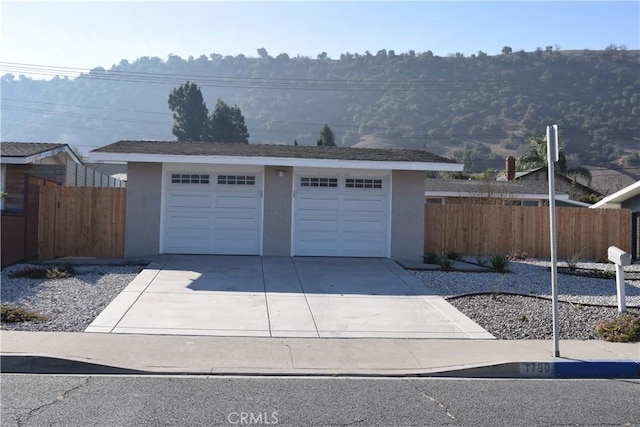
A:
[[1, 1, 639, 78]]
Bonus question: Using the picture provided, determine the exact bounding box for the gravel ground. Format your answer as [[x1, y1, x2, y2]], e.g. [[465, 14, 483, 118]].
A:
[[1, 259, 639, 340], [411, 259, 640, 340], [1, 263, 143, 332]]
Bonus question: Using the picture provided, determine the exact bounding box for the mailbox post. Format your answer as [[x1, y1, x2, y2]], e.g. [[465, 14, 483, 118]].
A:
[[607, 246, 631, 313]]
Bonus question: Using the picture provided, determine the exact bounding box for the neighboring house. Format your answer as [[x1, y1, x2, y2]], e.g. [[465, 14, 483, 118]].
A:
[[497, 156, 602, 202], [90, 140, 463, 262], [424, 178, 590, 207], [1, 142, 82, 212], [1, 142, 125, 213], [1, 142, 126, 267], [590, 180, 640, 261], [84, 162, 128, 183], [590, 180, 640, 211]]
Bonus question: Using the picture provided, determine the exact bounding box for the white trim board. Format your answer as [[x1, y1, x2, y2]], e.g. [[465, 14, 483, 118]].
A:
[[89, 152, 463, 172]]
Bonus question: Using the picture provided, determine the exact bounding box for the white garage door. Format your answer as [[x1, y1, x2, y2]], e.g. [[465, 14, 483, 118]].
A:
[[293, 170, 390, 257], [162, 166, 262, 255]]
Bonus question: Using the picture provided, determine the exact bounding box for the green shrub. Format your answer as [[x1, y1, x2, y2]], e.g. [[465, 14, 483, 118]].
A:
[[476, 256, 488, 267], [423, 253, 440, 265], [490, 255, 509, 273], [594, 313, 640, 342], [440, 258, 454, 272], [446, 251, 462, 261], [0, 304, 47, 323]]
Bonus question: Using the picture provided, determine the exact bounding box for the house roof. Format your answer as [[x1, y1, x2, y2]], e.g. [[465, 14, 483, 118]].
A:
[[424, 178, 570, 200], [497, 165, 602, 196], [590, 180, 640, 209], [90, 140, 463, 172], [1, 142, 82, 164]]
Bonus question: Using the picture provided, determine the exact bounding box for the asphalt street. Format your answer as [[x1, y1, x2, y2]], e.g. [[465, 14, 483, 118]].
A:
[[2, 375, 640, 426]]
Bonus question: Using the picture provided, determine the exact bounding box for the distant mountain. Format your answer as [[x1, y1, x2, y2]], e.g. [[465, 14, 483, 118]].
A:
[[2, 47, 638, 171]]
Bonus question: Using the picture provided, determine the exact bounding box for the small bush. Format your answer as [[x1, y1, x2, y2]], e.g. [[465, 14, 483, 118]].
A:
[[446, 251, 462, 261], [46, 267, 73, 279], [0, 304, 47, 323], [566, 248, 585, 271], [423, 253, 440, 265], [594, 313, 640, 342], [518, 314, 528, 322], [440, 258, 454, 272], [490, 255, 509, 273], [9, 264, 74, 280], [476, 256, 488, 267]]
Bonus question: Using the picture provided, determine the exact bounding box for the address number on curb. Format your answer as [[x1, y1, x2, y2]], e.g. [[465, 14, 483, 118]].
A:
[[519, 362, 554, 377]]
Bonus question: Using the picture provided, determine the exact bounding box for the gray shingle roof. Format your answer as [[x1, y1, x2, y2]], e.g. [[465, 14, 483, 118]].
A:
[[425, 178, 565, 195], [1, 142, 67, 157], [92, 140, 458, 164]]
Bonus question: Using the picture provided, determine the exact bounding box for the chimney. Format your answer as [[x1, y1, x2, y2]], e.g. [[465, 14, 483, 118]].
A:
[[506, 156, 516, 181]]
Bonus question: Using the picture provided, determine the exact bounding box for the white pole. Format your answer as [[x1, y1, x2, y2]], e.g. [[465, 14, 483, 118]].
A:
[[616, 264, 627, 313], [547, 124, 560, 358]]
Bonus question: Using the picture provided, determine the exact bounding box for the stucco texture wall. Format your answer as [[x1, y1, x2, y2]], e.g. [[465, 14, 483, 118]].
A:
[[262, 166, 293, 256], [391, 170, 425, 262], [124, 162, 162, 258], [622, 195, 640, 212]]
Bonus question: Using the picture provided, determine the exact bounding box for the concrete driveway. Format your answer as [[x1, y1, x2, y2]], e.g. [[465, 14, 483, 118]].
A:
[[87, 255, 493, 339]]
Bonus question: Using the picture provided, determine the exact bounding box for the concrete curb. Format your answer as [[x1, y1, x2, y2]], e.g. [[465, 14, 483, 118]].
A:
[[432, 360, 640, 379], [2, 355, 638, 379]]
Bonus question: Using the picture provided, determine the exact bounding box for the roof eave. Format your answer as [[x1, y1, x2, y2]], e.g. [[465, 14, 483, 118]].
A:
[[590, 180, 640, 208], [89, 152, 463, 172], [1, 145, 82, 165], [424, 190, 570, 200]]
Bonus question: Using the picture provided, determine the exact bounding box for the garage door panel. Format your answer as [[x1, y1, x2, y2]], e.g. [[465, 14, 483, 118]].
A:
[[163, 168, 262, 255], [342, 218, 386, 233], [168, 194, 212, 208], [293, 172, 390, 257], [166, 214, 211, 229], [165, 234, 210, 253], [215, 194, 261, 209], [214, 216, 260, 230], [296, 196, 340, 211], [295, 237, 340, 255], [343, 197, 386, 212], [296, 217, 340, 232]]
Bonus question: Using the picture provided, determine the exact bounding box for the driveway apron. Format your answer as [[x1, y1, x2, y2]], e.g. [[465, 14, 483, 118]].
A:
[[86, 255, 493, 339]]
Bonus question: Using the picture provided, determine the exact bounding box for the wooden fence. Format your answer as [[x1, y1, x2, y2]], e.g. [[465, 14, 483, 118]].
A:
[[425, 204, 631, 261], [38, 186, 126, 259]]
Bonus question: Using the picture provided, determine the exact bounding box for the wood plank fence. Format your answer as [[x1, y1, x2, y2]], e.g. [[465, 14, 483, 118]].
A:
[[425, 204, 631, 261], [38, 186, 126, 259]]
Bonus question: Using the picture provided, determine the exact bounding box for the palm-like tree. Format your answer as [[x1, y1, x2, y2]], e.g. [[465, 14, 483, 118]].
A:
[[516, 136, 592, 184]]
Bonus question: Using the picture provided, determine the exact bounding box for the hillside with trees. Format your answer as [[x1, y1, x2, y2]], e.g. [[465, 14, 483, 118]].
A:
[[1, 46, 638, 171]]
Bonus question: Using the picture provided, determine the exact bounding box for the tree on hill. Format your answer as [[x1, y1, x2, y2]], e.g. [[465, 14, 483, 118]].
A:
[[167, 84, 248, 143], [167, 82, 208, 141], [206, 99, 249, 143], [516, 135, 592, 184], [317, 124, 336, 147]]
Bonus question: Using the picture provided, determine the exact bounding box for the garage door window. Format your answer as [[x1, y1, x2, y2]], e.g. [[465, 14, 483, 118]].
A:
[[171, 174, 210, 184], [300, 177, 338, 188], [345, 178, 382, 189], [217, 175, 256, 185]]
